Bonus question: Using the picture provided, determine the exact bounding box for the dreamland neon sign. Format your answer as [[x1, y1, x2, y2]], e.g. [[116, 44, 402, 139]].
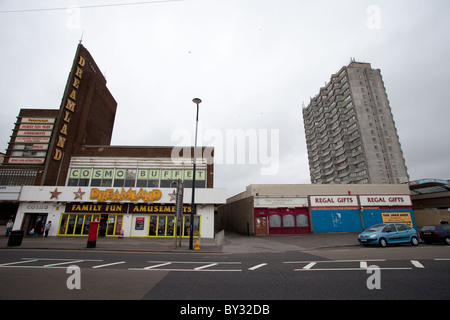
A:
[[90, 187, 162, 202]]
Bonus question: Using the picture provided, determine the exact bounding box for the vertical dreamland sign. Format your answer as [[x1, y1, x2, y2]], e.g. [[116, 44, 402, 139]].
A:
[[51, 44, 91, 163], [42, 43, 114, 185]]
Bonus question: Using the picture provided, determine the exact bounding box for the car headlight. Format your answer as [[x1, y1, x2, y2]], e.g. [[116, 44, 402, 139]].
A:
[[369, 234, 377, 238]]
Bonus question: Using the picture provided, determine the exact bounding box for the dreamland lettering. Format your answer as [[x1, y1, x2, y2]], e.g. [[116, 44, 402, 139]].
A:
[[90, 188, 162, 202]]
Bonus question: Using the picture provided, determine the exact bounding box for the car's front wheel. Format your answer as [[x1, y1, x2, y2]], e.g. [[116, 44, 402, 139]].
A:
[[411, 236, 419, 246], [379, 238, 387, 247], [445, 237, 450, 245]]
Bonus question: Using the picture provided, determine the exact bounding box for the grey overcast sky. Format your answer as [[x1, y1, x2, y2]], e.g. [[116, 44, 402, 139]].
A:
[[0, 0, 449, 197]]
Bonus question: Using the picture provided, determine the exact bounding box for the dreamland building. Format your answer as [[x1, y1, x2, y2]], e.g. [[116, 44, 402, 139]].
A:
[[0, 44, 225, 239]]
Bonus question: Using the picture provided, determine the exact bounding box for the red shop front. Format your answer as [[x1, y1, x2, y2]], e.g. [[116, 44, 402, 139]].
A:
[[254, 207, 310, 235]]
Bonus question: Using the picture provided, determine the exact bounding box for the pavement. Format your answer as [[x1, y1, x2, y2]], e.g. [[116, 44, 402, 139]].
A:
[[0, 226, 360, 253]]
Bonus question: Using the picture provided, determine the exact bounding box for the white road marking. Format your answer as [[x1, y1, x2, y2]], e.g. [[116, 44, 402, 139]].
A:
[[18, 258, 102, 261], [284, 259, 385, 264], [248, 263, 267, 271], [44, 260, 85, 267], [411, 260, 425, 268], [295, 267, 412, 271], [128, 261, 242, 272], [0, 259, 38, 267], [2, 257, 442, 273], [129, 268, 242, 272], [92, 261, 126, 269], [194, 263, 218, 270], [303, 262, 316, 270], [291, 259, 411, 272], [146, 261, 240, 264], [144, 262, 172, 270]]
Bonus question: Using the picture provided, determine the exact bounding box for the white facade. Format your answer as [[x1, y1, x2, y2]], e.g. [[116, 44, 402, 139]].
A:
[[16, 186, 226, 239]]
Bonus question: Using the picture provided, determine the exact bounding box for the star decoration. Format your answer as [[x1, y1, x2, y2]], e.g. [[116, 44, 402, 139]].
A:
[[168, 190, 177, 201], [50, 188, 62, 199], [73, 188, 85, 200]]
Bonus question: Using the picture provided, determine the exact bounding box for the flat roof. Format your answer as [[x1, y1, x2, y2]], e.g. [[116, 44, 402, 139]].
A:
[[409, 179, 450, 196]]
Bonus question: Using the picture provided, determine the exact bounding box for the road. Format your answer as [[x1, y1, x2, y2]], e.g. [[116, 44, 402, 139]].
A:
[[1, 245, 449, 305]]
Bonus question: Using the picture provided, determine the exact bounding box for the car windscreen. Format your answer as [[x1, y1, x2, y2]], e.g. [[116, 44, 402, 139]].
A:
[[421, 226, 436, 232], [366, 225, 384, 232]]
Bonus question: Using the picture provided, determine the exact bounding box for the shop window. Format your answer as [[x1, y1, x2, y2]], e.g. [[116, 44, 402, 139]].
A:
[[67, 168, 91, 186], [183, 215, 200, 237], [269, 215, 281, 228], [183, 170, 207, 188], [58, 214, 101, 236], [59, 214, 69, 234], [74, 215, 84, 234], [149, 216, 158, 236], [183, 216, 190, 237], [90, 169, 113, 187], [183, 180, 206, 188], [114, 216, 123, 236], [66, 214, 77, 234], [125, 169, 136, 187], [67, 167, 207, 188], [158, 216, 167, 236], [82, 215, 92, 235], [113, 169, 126, 187], [147, 215, 199, 238], [296, 215, 309, 227], [159, 170, 173, 188], [160, 169, 184, 188], [148, 169, 160, 187], [67, 179, 77, 186], [78, 179, 90, 187], [136, 177, 147, 187], [167, 216, 175, 236], [137, 169, 160, 188], [283, 215, 295, 227], [147, 180, 160, 187], [107, 216, 116, 235], [114, 169, 137, 187]]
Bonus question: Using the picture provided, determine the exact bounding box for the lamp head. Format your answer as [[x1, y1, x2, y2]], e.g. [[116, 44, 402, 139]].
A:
[[192, 98, 202, 105]]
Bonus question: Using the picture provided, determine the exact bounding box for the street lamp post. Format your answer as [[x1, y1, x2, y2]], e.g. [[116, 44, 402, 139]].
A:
[[190, 98, 202, 250]]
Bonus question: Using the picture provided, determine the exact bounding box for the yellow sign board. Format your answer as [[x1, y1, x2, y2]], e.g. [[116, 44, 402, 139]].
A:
[[381, 212, 413, 228], [90, 187, 162, 203]]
